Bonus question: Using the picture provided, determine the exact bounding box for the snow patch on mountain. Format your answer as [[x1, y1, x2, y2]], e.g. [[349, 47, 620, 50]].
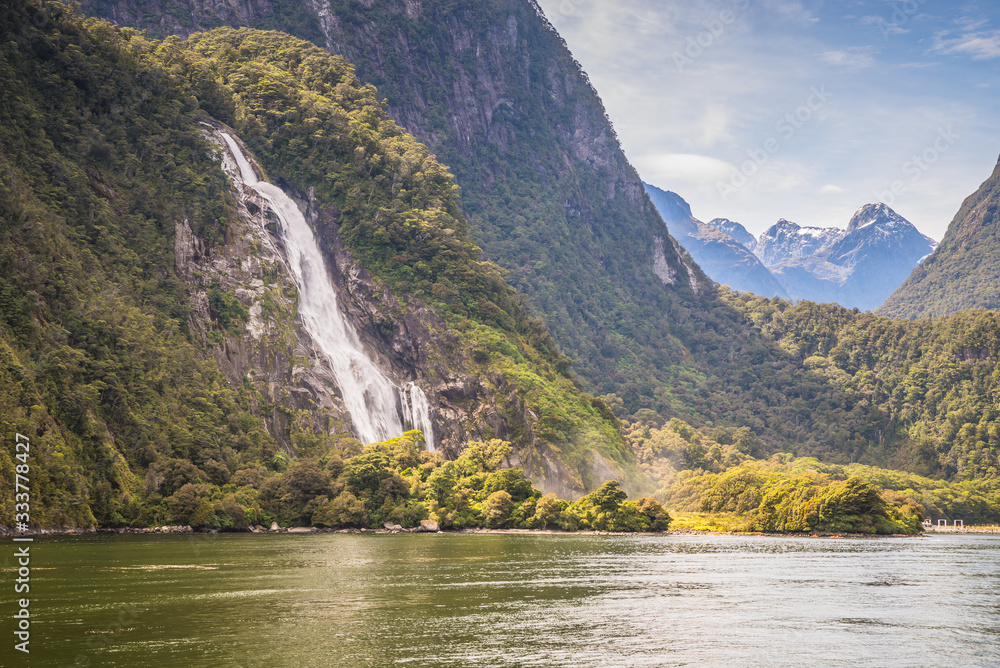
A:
[[754, 204, 936, 310], [755, 219, 845, 266], [706, 218, 757, 251]]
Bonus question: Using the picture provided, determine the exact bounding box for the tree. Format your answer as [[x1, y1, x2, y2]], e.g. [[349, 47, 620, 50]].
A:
[[581, 480, 627, 513], [576, 480, 629, 530], [166, 483, 213, 526], [311, 491, 366, 527], [481, 468, 536, 503], [531, 493, 562, 529], [635, 497, 671, 531], [482, 490, 514, 529], [458, 439, 512, 473]]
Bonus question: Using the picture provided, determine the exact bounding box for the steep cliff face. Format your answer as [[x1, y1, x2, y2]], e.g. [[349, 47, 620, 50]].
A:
[[73, 0, 898, 460], [302, 0, 707, 388], [80, 0, 706, 408], [879, 157, 1000, 319], [211, 128, 604, 498], [181, 106, 616, 499], [0, 3, 637, 531], [83, 0, 325, 42]]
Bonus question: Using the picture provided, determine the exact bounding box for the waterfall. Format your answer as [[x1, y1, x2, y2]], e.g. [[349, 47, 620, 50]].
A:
[[220, 132, 434, 448], [401, 383, 436, 452]]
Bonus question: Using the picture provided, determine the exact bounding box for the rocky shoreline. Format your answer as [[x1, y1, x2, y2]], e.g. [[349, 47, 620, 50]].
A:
[[0, 519, 448, 537], [0, 522, 954, 538]]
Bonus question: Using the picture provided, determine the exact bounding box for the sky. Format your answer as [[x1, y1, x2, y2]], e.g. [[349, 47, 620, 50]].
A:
[[534, 0, 1000, 241]]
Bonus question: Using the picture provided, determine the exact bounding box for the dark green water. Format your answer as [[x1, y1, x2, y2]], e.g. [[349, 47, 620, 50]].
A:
[[3, 532, 999, 667]]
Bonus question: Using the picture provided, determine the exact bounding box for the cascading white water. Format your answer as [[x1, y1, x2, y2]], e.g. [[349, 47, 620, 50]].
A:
[[220, 132, 434, 448], [401, 383, 436, 452]]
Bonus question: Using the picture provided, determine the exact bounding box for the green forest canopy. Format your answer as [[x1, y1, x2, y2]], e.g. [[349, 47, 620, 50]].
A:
[[2, 2, 1000, 531]]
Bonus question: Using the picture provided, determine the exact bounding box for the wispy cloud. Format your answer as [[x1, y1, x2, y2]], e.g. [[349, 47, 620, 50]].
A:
[[633, 153, 735, 182], [819, 184, 847, 195], [858, 14, 908, 36], [821, 47, 878, 70], [760, 0, 820, 25], [932, 29, 1000, 60]]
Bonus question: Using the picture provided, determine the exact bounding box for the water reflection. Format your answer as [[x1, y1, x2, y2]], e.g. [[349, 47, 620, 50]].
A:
[[11, 533, 999, 667]]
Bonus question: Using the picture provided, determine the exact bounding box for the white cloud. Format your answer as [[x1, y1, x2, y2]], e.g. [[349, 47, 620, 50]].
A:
[[633, 153, 735, 182], [932, 30, 1000, 60], [760, 0, 820, 25], [818, 184, 847, 195], [821, 47, 877, 70], [956, 17, 990, 32], [858, 14, 908, 36]]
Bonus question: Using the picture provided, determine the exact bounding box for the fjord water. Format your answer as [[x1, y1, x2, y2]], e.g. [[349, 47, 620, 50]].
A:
[[19, 533, 999, 667], [219, 133, 434, 447]]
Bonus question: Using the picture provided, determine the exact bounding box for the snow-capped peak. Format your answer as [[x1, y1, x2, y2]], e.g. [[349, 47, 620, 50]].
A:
[[846, 202, 907, 232]]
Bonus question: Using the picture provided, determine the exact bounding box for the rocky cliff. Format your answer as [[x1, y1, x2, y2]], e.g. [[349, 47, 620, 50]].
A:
[[189, 122, 606, 497]]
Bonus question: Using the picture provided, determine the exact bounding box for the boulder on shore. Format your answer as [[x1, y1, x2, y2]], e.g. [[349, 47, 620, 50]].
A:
[[416, 519, 440, 533], [269, 522, 280, 532]]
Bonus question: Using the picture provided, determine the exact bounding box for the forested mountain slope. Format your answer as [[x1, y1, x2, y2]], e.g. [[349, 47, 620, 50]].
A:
[[81, 0, 715, 408], [721, 293, 1000, 480], [46, 0, 1000, 494], [0, 1, 631, 527], [880, 157, 1000, 318]]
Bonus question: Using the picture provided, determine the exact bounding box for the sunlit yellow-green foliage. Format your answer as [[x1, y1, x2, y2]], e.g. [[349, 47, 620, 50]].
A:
[[154, 433, 668, 532], [628, 418, 1000, 530], [660, 461, 922, 534]]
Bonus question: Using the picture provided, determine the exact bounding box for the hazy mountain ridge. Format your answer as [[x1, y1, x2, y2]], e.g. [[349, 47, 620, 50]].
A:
[[642, 185, 933, 311], [707, 217, 757, 251], [644, 183, 788, 298], [755, 219, 846, 266]]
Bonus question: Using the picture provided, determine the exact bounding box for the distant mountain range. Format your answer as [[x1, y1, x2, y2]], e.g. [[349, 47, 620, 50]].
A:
[[643, 184, 788, 299], [645, 184, 936, 311], [760, 204, 937, 311], [879, 156, 1000, 319], [754, 219, 846, 266]]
